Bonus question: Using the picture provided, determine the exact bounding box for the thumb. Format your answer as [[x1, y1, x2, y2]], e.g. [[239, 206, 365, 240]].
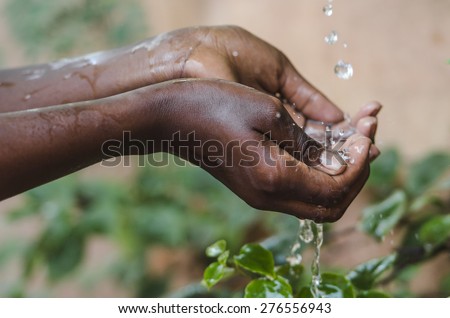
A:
[[313, 133, 373, 176]]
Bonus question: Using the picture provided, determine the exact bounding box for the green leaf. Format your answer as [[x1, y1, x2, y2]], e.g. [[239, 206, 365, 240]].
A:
[[297, 287, 314, 298], [347, 254, 397, 290], [361, 190, 407, 240], [202, 262, 234, 289], [234, 244, 275, 278], [206, 240, 227, 258], [217, 251, 229, 264], [244, 276, 293, 298], [367, 148, 400, 195], [406, 153, 450, 196], [358, 290, 390, 298], [417, 215, 450, 251], [46, 231, 85, 281], [410, 194, 445, 212], [315, 273, 356, 298], [276, 263, 304, 295]]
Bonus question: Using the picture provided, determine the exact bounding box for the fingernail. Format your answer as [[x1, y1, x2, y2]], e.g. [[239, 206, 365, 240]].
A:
[[362, 101, 382, 116]]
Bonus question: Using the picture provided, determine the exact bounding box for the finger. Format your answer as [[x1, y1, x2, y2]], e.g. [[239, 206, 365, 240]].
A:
[[261, 104, 323, 166], [355, 116, 378, 141], [351, 101, 382, 126], [279, 59, 344, 123], [332, 134, 372, 189], [369, 144, 380, 162]]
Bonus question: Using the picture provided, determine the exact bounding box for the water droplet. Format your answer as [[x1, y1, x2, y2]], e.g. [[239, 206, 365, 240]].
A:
[[63, 73, 72, 80], [343, 43, 348, 48], [24, 94, 31, 101], [355, 145, 364, 154], [324, 31, 338, 45], [232, 50, 239, 57], [323, 4, 333, 16], [275, 112, 281, 118], [292, 123, 296, 126], [49, 58, 72, 70], [25, 69, 46, 80], [275, 92, 281, 98], [334, 60, 353, 80]]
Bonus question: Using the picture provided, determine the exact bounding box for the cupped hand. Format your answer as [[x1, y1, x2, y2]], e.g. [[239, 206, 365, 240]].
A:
[[146, 78, 374, 222], [141, 25, 343, 123]]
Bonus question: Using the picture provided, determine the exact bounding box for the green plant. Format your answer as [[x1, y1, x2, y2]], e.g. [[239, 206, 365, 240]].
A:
[[202, 239, 392, 297], [202, 149, 450, 298], [0, 154, 268, 297]]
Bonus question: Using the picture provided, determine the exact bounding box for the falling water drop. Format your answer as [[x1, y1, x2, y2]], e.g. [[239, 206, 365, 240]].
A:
[[323, 4, 333, 16], [275, 112, 281, 118], [334, 60, 354, 80], [324, 31, 338, 45]]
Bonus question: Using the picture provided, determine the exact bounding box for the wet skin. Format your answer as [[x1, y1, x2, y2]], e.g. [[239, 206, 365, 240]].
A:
[[0, 26, 380, 222]]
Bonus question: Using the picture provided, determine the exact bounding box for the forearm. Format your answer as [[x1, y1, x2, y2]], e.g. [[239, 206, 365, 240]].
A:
[[0, 31, 189, 113], [0, 84, 164, 200]]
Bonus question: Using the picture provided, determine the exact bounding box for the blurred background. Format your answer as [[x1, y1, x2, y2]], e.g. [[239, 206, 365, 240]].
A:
[[0, 0, 449, 297]]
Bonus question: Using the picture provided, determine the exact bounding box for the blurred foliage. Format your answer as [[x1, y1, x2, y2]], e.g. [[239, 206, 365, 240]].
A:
[[1, 150, 449, 297], [203, 149, 450, 298], [2, 154, 293, 296], [5, 0, 147, 60]]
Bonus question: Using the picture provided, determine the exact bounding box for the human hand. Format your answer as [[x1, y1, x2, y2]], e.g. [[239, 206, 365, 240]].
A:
[[145, 78, 374, 222], [140, 25, 343, 124], [137, 26, 379, 168]]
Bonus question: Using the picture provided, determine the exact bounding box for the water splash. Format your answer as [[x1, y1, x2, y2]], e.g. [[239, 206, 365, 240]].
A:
[[286, 241, 302, 266], [299, 219, 314, 243], [311, 222, 324, 297], [304, 120, 355, 164], [287, 220, 324, 297]]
